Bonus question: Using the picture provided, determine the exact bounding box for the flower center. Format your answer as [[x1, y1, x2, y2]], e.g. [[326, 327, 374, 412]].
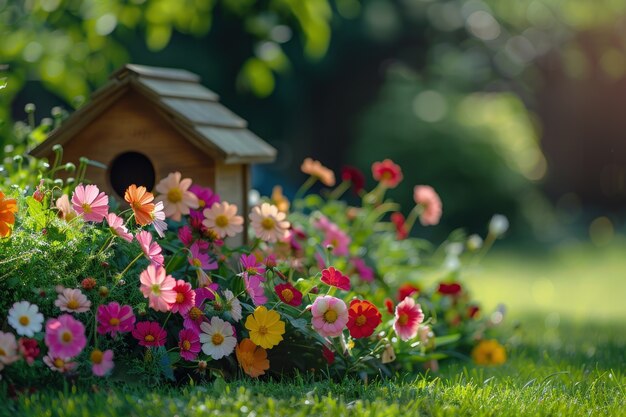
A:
[[132, 201, 144, 211], [281, 289, 294, 303], [182, 340, 191, 350], [398, 312, 409, 326], [215, 214, 229, 228], [355, 315, 367, 327], [151, 284, 161, 295], [19, 315, 30, 326], [81, 203, 92, 214], [246, 267, 258, 275], [67, 299, 80, 310], [381, 171, 393, 180], [258, 325, 268, 336], [198, 199, 206, 208], [144, 334, 155, 342], [0, 348, 5, 356], [176, 293, 185, 303], [261, 217, 275, 231], [324, 309, 338, 324], [167, 188, 183, 203], [90, 349, 103, 364], [61, 331, 73, 343], [189, 307, 203, 320], [192, 258, 203, 267], [53, 358, 65, 368], [109, 317, 120, 326], [212, 333, 224, 346]]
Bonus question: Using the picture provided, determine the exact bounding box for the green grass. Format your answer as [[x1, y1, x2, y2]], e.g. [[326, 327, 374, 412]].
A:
[[3, 242, 626, 416]]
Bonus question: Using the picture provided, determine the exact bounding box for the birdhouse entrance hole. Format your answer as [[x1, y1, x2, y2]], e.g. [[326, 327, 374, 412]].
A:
[[109, 151, 156, 198]]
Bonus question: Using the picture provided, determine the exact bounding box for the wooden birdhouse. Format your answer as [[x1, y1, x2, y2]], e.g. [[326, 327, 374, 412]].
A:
[[30, 64, 276, 241]]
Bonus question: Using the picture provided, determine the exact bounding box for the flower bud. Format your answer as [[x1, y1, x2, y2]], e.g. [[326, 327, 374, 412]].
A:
[[467, 234, 483, 251], [488, 214, 509, 237], [98, 286, 109, 298]]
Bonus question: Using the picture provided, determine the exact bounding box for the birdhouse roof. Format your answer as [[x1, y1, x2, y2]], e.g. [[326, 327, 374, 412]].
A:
[[30, 64, 277, 164]]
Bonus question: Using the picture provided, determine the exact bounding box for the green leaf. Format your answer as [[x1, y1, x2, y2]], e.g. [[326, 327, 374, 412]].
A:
[[25, 196, 46, 230], [434, 333, 462, 347]]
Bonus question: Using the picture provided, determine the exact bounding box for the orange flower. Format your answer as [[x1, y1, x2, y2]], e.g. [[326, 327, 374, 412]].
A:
[[301, 158, 336, 187], [124, 185, 155, 226], [0, 191, 18, 238], [235, 338, 269, 378]]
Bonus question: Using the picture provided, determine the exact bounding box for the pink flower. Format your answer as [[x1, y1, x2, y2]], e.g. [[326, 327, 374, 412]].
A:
[[178, 225, 194, 246], [97, 302, 136, 337], [372, 159, 403, 188], [54, 288, 91, 313], [43, 355, 77, 373], [188, 241, 217, 270], [182, 284, 217, 332], [352, 258, 374, 282], [132, 321, 167, 347], [249, 203, 290, 243], [240, 254, 266, 280], [139, 264, 177, 312], [106, 213, 133, 242], [244, 275, 267, 306], [136, 230, 164, 266], [169, 280, 196, 315], [55, 194, 77, 221], [44, 314, 87, 358], [155, 172, 199, 221], [71, 184, 109, 222], [178, 328, 201, 361], [189, 185, 220, 217], [393, 297, 424, 341], [322, 225, 351, 256], [202, 201, 244, 238], [0, 332, 18, 366], [151, 201, 168, 238], [90, 349, 114, 377], [321, 267, 351, 291], [311, 295, 348, 338], [413, 185, 442, 226]]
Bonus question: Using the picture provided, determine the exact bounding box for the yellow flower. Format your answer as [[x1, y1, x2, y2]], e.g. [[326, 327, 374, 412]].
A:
[[471, 339, 506, 366], [245, 306, 285, 349], [271, 186, 290, 213]]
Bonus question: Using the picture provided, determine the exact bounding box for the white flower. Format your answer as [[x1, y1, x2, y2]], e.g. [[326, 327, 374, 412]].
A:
[[489, 214, 509, 237], [224, 290, 242, 322], [8, 301, 44, 337], [249, 203, 290, 243], [467, 234, 483, 251], [152, 201, 167, 238], [199, 316, 237, 360]]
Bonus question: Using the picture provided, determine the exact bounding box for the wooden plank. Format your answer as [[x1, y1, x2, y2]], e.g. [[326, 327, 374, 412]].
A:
[[136, 78, 219, 101], [195, 126, 277, 163], [112, 64, 200, 82], [161, 98, 247, 128]]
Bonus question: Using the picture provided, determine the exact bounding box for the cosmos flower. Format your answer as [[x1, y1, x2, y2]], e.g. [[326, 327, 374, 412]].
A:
[[8, 301, 44, 337], [124, 185, 155, 226], [199, 316, 237, 360], [202, 202, 244, 238], [44, 314, 87, 358], [139, 264, 177, 312], [71, 184, 109, 222], [249, 203, 290, 243], [155, 172, 199, 221]]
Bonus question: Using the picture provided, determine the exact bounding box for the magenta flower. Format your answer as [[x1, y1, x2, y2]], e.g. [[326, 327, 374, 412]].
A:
[[393, 297, 424, 341], [188, 241, 217, 270], [169, 280, 196, 315], [322, 225, 351, 256], [182, 284, 217, 332], [244, 275, 267, 306], [139, 264, 177, 312], [106, 213, 133, 242], [413, 185, 442, 226], [90, 349, 114, 377], [132, 321, 167, 347], [178, 225, 194, 247], [44, 314, 87, 358], [97, 302, 136, 337], [240, 254, 266, 281], [321, 267, 351, 291], [311, 295, 348, 338], [71, 184, 109, 222], [352, 258, 374, 282], [136, 230, 165, 266], [178, 328, 201, 361]]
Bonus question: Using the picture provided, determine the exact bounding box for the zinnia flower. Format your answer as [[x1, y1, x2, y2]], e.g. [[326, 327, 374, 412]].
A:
[[139, 264, 177, 312], [240, 254, 266, 280], [224, 289, 242, 322], [471, 339, 507, 366], [249, 203, 290, 243], [321, 267, 351, 291], [274, 283, 302, 307], [301, 158, 336, 186], [136, 230, 165, 266], [54, 288, 91, 313], [437, 282, 462, 296], [71, 184, 109, 222], [235, 338, 270, 378], [132, 321, 167, 347], [244, 275, 267, 306], [245, 306, 285, 349], [124, 185, 155, 226], [341, 166, 365, 194], [372, 159, 403, 188], [178, 328, 201, 361], [397, 283, 420, 302], [55, 194, 77, 221], [43, 355, 77, 373], [106, 213, 133, 242], [97, 302, 135, 337], [0, 332, 18, 366], [8, 301, 44, 337], [393, 297, 424, 341], [90, 349, 114, 376], [311, 295, 348, 338], [169, 280, 196, 315], [199, 316, 237, 360], [155, 172, 199, 221], [346, 299, 382, 339], [18, 337, 40, 365], [413, 185, 442, 226], [202, 201, 244, 238], [0, 191, 18, 237], [44, 314, 87, 358]]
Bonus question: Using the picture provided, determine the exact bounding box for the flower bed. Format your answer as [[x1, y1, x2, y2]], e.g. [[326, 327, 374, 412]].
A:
[[0, 158, 506, 389]]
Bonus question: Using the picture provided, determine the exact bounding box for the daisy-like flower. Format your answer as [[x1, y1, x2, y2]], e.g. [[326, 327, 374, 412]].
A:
[[169, 280, 196, 315], [139, 264, 177, 312], [97, 302, 136, 337], [322, 225, 351, 256], [90, 349, 114, 377], [155, 172, 199, 221], [244, 275, 267, 306], [54, 288, 92, 313], [124, 184, 155, 226], [249, 203, 290, 243], [245, 306, 285, 349], [18, 337, 40, 365], [8, 301, 44, 337], [346, 299, 382, 339], [202, 201, 244, 238], [413, 185, 442, 226], [71, 184, 109, 222], [311, 295, 348, 338], [182, 284, 217, 332], [151, 201, 168, 238], [301, 158, 336, 186], [321, 267, 351, 291], [43, 355, 77, 373], [0, 191, 18, 238], [136, 230, 165, 266], [393, 297, 424, 341], [199, 316, 237, 360], [55, 194, 77, 221], [274, 283, 302, 307], [235, 338, 270, 378], [240, 254, 266, 280], [372, 159, 403, 189], [189, 184, 220, 217], [223, 289, 242, 322], [471, 339, 507, 366], [132, 321, 167, 347], [178, 328, 201, 361], [188, 241, 217, 270], [0, 332, 18, 366], [44, 314, 87, 358], [106, 213, 133, 242]]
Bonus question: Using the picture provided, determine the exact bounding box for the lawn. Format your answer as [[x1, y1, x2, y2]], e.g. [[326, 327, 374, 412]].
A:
[[3, 242, 625, 417]]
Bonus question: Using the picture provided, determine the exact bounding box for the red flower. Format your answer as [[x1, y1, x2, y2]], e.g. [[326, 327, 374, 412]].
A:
[[275, 283, 303, 307], [438, 282, 462, 296], [372, 159, 403, 188], [468, 305, 480, 319], [322, 345, 335, 365], [384, 298, 395, 314], [18, 338, 40, 365], [397, 283, 420, 302], [341, 166, 365, 194], [346, 299, 382, 339], [390, 212, 408, 240], [321, 267, 351, 291]]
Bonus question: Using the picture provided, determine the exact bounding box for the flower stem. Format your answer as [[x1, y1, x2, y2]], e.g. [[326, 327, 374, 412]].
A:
[[294, 176, 318, 200], [327, 180, 350, 200], [116, 253, 143, 283]]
